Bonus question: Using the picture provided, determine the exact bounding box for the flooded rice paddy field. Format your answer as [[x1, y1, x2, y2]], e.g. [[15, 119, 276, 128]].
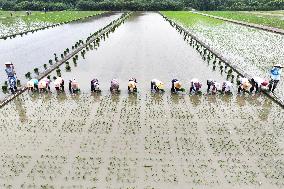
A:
[[162, 11, 284, 100], [0, 11, 102, 38], [0, 12, 284, 189], [0, 13, 122, 98], [0, 92, 283, 189]]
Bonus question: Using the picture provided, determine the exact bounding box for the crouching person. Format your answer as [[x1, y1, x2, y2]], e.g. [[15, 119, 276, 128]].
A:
[[238, 77, 252, 94], [189, 78, 202, 94], [54, 77, 64, 92], [70, 78, 80, 94], [171, 79, 185, 93], [222, 81, 233, 94], [110, 79, 119, 92], [151, 79, 165, 92], [27, 79, 38, 92], [128, 78, 137, 93], [250, 77, 269, 93], [91, 78, 101, 92], [207, 79, 221, 95], [38, 77, 51, 93]]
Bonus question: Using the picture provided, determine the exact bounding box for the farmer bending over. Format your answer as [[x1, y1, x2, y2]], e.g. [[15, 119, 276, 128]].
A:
[[171, 79, 184, 93], [189, 78, 202, 94], [222, 81, 233, 94], [70, 78, 80, 94], [238, 77, 252, 94], [91, 78, 100, 92], [110, 79, 119, 92], [151, 79, 164, 92], [250, 77, 269, 93], [27, 79, 38, 92], [54, 77, 64, 92], [128, 78, 137, 92]]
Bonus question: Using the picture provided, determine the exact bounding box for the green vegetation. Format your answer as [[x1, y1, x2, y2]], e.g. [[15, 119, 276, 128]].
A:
[[0, 11, 102, 24], [161, 11, 223, 27], [0, 0, 283, 11], [203, 11, 284, 29]]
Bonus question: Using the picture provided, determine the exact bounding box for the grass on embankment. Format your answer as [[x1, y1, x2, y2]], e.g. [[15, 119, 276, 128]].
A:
[[161, 11, 224, 27], [0, 11, 104, 24], [203, 11, 284, 30]]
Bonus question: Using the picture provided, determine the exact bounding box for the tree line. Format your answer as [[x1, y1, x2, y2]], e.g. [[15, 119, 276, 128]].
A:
[[0, 0, 283, 11]]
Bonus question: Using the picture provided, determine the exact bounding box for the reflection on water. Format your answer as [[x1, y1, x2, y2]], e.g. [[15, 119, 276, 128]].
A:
[[0, 13, 122, 99], [14, 97, 27, 123]]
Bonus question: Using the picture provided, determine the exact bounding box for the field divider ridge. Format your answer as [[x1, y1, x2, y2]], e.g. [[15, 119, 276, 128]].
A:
[[0, 11, 113, 40], [193, 11, 284, 35], [160, 12, 284, 109], [0, 12, 132, 108]]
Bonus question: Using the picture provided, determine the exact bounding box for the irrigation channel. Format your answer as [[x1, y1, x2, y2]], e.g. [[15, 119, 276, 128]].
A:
[[0, 12, 283, 189], [0, 12, 122, 99]]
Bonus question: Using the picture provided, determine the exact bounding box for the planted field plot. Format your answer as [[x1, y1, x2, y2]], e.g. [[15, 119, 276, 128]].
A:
[[0, 13, 122, 99], [0, 12, 284, 189], [203, 11, 284, 30], [0, 92, 283, 189], [161, 11, 284, 100], [0, 11, 103, 38]]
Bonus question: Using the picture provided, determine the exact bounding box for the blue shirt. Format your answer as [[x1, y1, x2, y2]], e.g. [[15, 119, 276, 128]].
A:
[[5, 67, 15, 77], [271, 67, 282, 80]]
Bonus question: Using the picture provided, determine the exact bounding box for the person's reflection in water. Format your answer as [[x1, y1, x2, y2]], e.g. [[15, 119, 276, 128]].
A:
[[150, 92, 163, 105], [14, 96, 27, 123], [127, 93, 138, 106], [236, 95, 246, 107], [29, 91, 39, 102], [111, 93, 120, 103], [170, 93, 182, 105], [189, 94, 201, 107], [206, 94, 217, 105], [258, 98, 273, 121], [56, 92, 67, 102], [91, 92, 102, 103], [220, 93, 232, 104]]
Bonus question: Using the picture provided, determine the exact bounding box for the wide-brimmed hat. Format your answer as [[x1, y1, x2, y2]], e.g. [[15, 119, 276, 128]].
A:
[[174, 82, 182, 89], [261, 80, 269, 86], [274, 64, 283, 68], [4, 62, 13, 65], [243, 82, 252, 90], [157, 82, 164, 90]]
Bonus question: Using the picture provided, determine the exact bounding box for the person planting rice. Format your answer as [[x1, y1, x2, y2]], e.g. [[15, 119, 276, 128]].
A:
[[238, 77, 252, 94], [128, 78, 137, 92], [91, 78, 101, 92], [269, 64, 283, 93], [4, 62, 17, 94], [110, 79, 119, 92], [222, 81, 233, 94], [189, 78, 202, 94], [171, 79, 185, 93], [207, 79, 221, 94], [70, 78, 80, 94], [151, 79, 164, 92], [38, 78, 50, 93], [54, 77, 64, 92], [26, 79, 38, 92], [250, 77, 269, 93]]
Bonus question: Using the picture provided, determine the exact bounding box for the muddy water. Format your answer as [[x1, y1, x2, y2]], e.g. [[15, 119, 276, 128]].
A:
[[0, 12, 283, 189], [0, 13, 122, 89], [53, 12, 228, 94]]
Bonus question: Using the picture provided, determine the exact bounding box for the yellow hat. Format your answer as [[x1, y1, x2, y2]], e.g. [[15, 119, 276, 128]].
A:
[[128, 81, 136, 89], [174, 82, 182, 89], [157, 82, 164, 90], [243, 82, 252, 90]]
